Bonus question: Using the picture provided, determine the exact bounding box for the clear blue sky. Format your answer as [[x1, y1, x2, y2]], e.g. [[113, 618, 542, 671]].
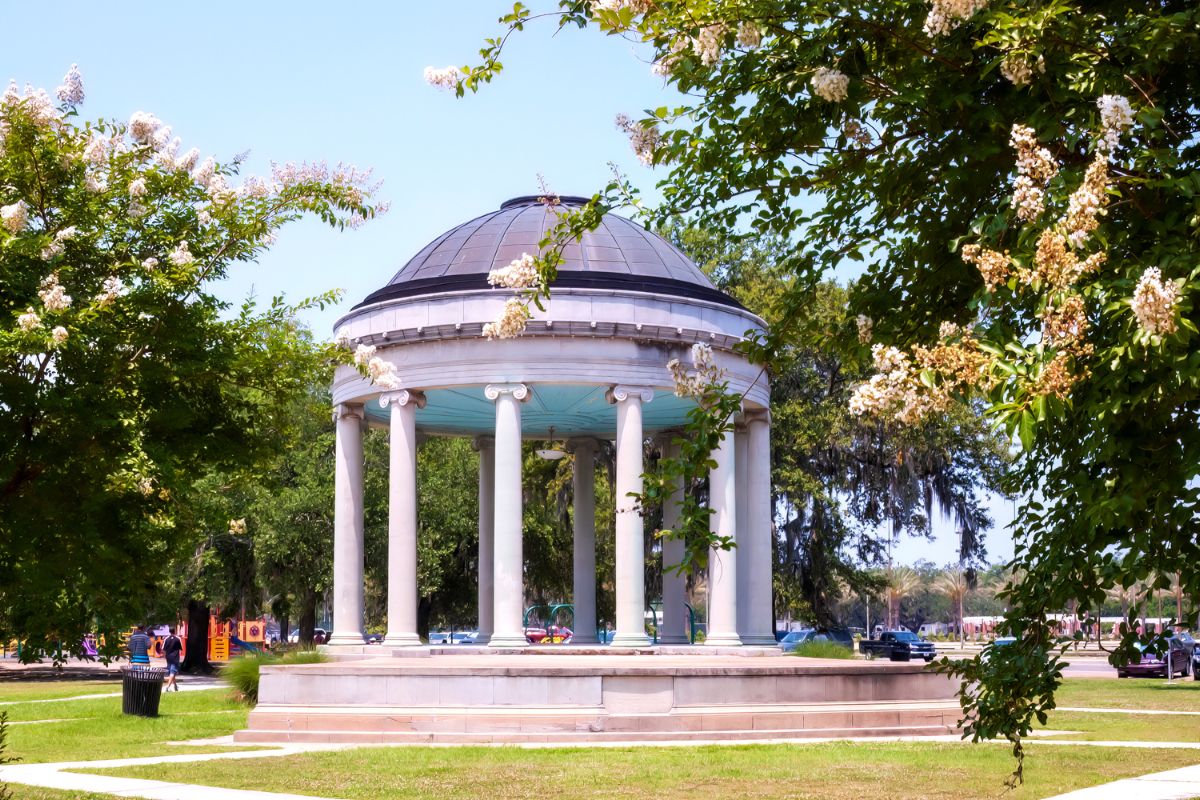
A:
[[4, 2, 1014, 567]]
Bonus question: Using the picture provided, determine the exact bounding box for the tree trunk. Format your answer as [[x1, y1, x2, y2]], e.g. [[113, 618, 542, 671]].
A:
[[180, 598, 213, 674], [417, 596, 432, 642], [278, 614, 290, 646], [298, 592, 317, 646]]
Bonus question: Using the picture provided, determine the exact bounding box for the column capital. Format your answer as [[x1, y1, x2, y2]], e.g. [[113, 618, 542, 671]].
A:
[[472, 435, 495, 452], [606, 385, 655, 405], [744, 407, 771, 425], [484, 383, 530, 402], [379, 389, 426, 410], [333, 403, 365, 422]]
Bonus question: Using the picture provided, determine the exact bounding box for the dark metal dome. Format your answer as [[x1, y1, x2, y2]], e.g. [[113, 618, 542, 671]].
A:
[[354, 196, 741, 310]]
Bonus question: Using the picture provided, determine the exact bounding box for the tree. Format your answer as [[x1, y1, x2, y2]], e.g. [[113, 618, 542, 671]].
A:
[[933, 568, 970, 644], [0, 67, 382, 660], [882, 566, 920, 630], [441, 0, 1200, 774]]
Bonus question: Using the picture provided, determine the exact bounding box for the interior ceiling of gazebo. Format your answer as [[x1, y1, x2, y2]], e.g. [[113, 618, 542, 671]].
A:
[[363, 384, 698, 438]]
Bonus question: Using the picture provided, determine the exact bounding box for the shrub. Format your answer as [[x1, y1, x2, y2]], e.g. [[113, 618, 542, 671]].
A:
[[0, 710, 17, 800], [790, 641, 856, 660], [221, 648, 326, 704]]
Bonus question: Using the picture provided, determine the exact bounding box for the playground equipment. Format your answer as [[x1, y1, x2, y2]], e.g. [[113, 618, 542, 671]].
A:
[[523, 604, 576, 643]]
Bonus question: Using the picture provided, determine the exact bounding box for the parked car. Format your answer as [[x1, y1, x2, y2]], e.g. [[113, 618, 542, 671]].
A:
[[428, 631, 450, 645], [450, 632, 477, 645], [859, 630, 937, 662], [364, 633, 384, 645], [779, 628, 854, 653], [1119, 638, 1190, 678], [287, 628, 328, 644]]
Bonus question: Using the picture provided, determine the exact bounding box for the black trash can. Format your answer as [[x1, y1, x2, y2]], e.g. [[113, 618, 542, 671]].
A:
[[121, 666, 165, 717]]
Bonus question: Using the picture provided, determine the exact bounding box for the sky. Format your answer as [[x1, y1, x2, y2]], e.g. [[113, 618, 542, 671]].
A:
[[4, 2, 1015, 567]]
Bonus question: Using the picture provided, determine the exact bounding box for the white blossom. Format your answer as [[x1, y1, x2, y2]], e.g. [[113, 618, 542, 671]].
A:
[[197, 209, 213, 226], [1010, 123, 1057, 222], [667, 342, 724, 397], [4, 83, 59, 126], [175, 147, 201, 173], [334, 327, 351, 348], [652, 38, 690, 77], [923, 0, 989, 37], [1097, 95, 1134, 155], [127, 202, 147, 219], [38, 274, 72, 312], [1131, 267, 1179, 336], [487, 253, 540, 289], [55, 64, 85, 105], [615, 113, 662, 166], [1, 200, 29, 233], [50, 325, 68, 346], [128, 177, 147, 197], [856, 314, 873, 343], [423, 66, 461, 91], [17, 308, 40, 332], [811, 67, 850, 102], [85, 173, 106, 192], [127, 111, 161, 144], [353, 343, 376, 366], [142, 257, 159, 270], [692, 24, 727, 66], [1000, 56, 1033, 87], [737, 22, 763, 49], [228, 518, 247, 535], [191, 156, 216, 187], [83, 135, 107, 165], [483, 296, 531, 339], [167, 241, 195, 267], [95, 276, 126, 306]]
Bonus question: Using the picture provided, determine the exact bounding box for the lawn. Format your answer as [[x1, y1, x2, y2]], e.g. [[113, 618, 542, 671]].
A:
[[1055, 677, 1200, 711], [2, 688, 253, 763], [0, 682, 120, 704], [81, 741, 1192, 800]]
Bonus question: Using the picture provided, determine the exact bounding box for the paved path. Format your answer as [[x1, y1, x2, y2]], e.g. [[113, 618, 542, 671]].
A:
[[1043, 763, 1200, 799]]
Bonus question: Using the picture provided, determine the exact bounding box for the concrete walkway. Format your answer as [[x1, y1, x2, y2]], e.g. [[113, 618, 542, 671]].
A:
[[1044, 763, 1200, 799]]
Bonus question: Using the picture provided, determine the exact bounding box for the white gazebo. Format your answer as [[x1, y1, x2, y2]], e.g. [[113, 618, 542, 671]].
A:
[[327, 196, 774, 650]]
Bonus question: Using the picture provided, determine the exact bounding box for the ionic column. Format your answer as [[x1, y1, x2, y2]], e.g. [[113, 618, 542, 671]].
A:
[[742, 409, 777, 645], [734, 421, 751, 641], [486, 383, 529, 648], [328, 403, 366, 647], [382, 390, 425, 647], [569, 438, 599, 644], [706, 423, 742, 647], [473, 435, 495, 645], [659, 437, 689, 645], [607, 385, 654, 647]]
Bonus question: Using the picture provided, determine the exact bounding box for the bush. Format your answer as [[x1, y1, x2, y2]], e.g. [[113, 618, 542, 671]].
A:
[[0, 710, 15, 800], [220, 648, 327, 705], [790, 641, 856, 660]]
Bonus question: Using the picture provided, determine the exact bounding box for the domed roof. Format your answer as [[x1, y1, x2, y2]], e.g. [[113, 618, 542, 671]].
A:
[[355, 196, 740, 309]]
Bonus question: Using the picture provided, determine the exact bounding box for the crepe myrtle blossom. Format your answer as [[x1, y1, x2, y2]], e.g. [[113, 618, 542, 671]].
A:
[[141, 257, 159, 270], [228, 518, 247, 536], [1, 200, 29, 233], [737, 22, 763, 49], [128, 177, 147, 197], [95, 276, 126, 307], [423, 66, 461, 91], [487, 253, 539, 289], [811, 68, 850, 102], [1009, 123, 1057, 222], [38, 274, 72, 312], [50, 326, 68, 346], [334, 327, 351, 348], [191, 156, 216, 187], [85, 173, 106, 193], [16, 308, 40, 332], [55, 64, 84, 106], [1097, 95, 1134, 154], [352, 343, 376, 366], [615, 113, 662, 166], [1131, 267, 1180, 337], [692, 24, 727, 66], [1, 82, 59, 127], [127, 111, 161, 144], [668, 342, 724, 398], [368, 356, 402, 389], [923, 0, 989, 37], [167, 241, 195, 267], [40, 226, 78, 260], [856, 314, 873, 344], [483, 296, 532, 339], [652, 37, 690, 77]]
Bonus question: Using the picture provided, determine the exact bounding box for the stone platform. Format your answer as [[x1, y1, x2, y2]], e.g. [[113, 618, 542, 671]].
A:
[[237, 652, 961, 745]]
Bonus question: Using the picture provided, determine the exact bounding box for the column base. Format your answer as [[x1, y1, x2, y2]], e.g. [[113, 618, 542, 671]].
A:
[[658, 634, 691, 645], [474, 632, 492, 646], [611, 633, 652, 647], [570, 635, 599, 645], [738, 634, 779, 647], [383, 634, 423, 647], [326, 633, 366, 647], [487, 633, 528, 648], [704, 633, 743, 647]]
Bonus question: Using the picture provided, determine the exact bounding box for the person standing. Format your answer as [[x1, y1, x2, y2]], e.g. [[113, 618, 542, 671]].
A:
[[162, 626, 183, 691], [127, 625, 151, 667]]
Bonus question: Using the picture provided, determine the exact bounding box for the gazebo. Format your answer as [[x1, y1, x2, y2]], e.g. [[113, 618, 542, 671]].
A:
[[326, 195, 775, 650]]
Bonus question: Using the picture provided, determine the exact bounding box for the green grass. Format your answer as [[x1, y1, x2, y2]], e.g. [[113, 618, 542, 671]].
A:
[[789, 641, 856, 659], [83, 741, 1193, 800], [3, 688, 254, 763], [7, 789, 119, 799], [1056, 677, 1200, 711], [0, 682, 120, 704], [1039, 709, 1200, 742]]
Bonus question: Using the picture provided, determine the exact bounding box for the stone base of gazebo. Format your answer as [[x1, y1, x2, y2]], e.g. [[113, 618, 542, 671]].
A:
[[235, 653, 961, 745]]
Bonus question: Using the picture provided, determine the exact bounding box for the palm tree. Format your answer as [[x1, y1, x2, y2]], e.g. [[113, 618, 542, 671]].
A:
[[933, 568, 970, 645], [883, 566, 921, 631]]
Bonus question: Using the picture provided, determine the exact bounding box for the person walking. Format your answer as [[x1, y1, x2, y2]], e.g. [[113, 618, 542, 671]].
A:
[[162, 626, 183, 691], [127, 625, 151, 667]]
